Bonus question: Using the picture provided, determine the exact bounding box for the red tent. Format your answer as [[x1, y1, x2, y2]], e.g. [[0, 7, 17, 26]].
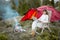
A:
[[21, 6, 60, 22], [37, 6, 60, 22], [21, 8, 38, 21]]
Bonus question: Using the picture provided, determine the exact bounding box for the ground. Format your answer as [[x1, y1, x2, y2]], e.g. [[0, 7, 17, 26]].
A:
[[0, 19, 60, 40]]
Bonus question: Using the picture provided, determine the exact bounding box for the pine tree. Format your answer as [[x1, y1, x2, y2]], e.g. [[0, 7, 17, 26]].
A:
[[49, 0, 54, 7], [59, 1, 60, 10], [11, 0, 16, 10], [43, 0, 49, 5]]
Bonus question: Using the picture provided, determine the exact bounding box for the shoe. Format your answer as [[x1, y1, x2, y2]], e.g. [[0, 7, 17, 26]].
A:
[[30, 31, 36, 37]]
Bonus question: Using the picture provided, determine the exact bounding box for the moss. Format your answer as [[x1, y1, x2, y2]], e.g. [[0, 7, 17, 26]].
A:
[[0, 34, 8, 40], [36, 36, 42, 40], [35, 26, 59, 40]]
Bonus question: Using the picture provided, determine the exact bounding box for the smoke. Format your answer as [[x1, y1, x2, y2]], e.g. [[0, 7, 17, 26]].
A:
[[0, 0, 19, 20]]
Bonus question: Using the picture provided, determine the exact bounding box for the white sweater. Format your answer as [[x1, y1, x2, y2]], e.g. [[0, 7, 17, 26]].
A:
[[38, 14, 49, 23]]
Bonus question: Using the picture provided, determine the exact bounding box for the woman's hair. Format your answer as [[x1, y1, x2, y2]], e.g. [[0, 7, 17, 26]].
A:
[[43, 10, 48, 15]]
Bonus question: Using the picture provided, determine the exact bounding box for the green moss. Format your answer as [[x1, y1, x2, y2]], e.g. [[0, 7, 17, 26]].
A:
[[0, 34, 8, 40], [35, 26, 59, 40], [36, 36, 42, 40]]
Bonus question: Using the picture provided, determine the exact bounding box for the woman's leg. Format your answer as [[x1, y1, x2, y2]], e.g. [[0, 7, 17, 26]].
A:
[[31, 21, 37, 37]]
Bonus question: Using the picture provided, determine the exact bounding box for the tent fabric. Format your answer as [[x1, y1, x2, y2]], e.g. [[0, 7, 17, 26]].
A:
[[37, 6, 60, 22], [21, 6, 60, 22], [21, 8, 37, 21]]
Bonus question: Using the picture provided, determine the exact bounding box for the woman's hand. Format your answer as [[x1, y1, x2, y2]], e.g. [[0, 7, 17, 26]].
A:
[[32, 16, 37, 20]]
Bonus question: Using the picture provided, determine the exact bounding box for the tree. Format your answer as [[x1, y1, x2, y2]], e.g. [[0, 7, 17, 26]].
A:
[[49, 0, 54, 7], [17, 0, 30, 15], [43, 0, 49, 5], [10, 0, 16, 10], [59, 1, 60, 10], [40, 0, 43, 6]]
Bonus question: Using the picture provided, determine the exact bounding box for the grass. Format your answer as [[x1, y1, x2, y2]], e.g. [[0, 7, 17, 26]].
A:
[[0, 20, 60, 40]]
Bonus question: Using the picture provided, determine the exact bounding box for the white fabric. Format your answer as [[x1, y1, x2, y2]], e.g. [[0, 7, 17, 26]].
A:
[[32, 14, 49, 30], [38, 14, 49, 22], [32, 20, 38, 30]]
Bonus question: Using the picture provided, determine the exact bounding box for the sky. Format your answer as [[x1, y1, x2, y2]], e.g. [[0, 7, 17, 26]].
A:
[[54, 0, 59, 3], [54, 0, 59, 1]]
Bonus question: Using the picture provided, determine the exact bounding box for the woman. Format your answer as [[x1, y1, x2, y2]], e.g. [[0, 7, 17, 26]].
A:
[[31, 10, 51, 37]]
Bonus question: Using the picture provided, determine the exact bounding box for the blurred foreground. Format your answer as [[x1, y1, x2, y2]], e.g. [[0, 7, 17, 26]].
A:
[[0, 17, 60, 40]]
